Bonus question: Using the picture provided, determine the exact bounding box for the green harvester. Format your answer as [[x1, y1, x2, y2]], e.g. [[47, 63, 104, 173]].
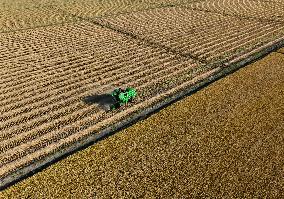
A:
[[110, 87, 137, 110]]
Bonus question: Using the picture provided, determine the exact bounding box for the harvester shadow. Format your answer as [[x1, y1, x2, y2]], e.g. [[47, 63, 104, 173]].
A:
[[83, 94, 116, 111]]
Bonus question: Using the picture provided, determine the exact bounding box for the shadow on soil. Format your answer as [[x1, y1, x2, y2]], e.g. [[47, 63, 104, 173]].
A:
[[83, 94, 116, 111]]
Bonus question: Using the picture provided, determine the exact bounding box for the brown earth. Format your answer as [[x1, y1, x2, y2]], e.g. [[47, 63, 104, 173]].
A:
[[58, 0, 205, 19], [1, 52, 283, 198], [0, 0, 77, 32]]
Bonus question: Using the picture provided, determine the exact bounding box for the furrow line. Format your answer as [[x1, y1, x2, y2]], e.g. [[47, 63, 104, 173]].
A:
[[203, 26, 284, 60], [0, 60, 198, 165], [193, 23, 281, 56], [0, 44, 153, 101], [162, 21, 268, 54], [0, 53, 180, 132], [122, 18, 261, 48], [0, 49, 166, 115], [0, 65, 218, 178]]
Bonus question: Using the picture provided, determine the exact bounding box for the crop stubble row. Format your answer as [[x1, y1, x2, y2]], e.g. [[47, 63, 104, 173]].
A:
[[0, 0, 204, 32], [183, 0, 284, 22], [0, 64, 217, 179], [58, 0, 204, 19], [97, 7, 284, 64], [0, 19, 204, 178], [0, 58, 199, 168], [0, 51, 175, 135], [4, 11, 264, 113]]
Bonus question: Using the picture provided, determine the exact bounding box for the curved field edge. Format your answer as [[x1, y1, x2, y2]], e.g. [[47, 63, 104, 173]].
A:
[[1, 37, 284, 190]]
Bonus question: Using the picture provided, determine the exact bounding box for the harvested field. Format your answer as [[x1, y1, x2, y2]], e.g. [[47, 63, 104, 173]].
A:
[[58, 0, 204, 19], [0, 20, 209, 186], [97, 6, 284, 64], [183, 0, 284, 22], [0, 0, 78, 32], [1, 52, 283, 198], [0, 0, 204, 32]]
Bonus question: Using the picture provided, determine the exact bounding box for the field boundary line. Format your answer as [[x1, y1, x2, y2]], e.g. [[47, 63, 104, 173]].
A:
[[53, 4, 214, 65], [55, 10, 210, 65], [1, 34, 283, 191], [90, 18, 209, 64]]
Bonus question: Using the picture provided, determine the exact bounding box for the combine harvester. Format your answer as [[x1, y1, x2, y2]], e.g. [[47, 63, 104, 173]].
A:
[[110, 87, 137, 110]]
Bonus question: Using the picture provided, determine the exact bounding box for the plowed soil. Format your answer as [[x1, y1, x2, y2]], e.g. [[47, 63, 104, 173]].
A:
[[58, 0, 204, 18], [1, 52, 283, 198], [0, 0, 77, 32]]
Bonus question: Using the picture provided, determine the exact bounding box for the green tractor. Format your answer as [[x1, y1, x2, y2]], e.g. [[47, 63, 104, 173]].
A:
[[110, 87, 137, 110]]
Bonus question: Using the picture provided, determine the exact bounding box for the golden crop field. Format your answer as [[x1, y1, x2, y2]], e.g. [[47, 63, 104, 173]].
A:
[[0, 0, 284, 190]]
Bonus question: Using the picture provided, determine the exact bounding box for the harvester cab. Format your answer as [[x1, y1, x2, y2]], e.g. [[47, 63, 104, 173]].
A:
[[110, 87, 137, 110]]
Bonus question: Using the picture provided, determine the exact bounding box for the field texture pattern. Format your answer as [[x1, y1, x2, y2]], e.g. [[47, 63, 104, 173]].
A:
[[0, 0, 284, 189], [0, 21, 206, 184], [1, 52, 283, 198], [97, 6, 284, 64]]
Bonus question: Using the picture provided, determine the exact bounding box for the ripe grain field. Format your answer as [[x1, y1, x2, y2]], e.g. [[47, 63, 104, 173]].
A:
[[1, 0, 284, 189]]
